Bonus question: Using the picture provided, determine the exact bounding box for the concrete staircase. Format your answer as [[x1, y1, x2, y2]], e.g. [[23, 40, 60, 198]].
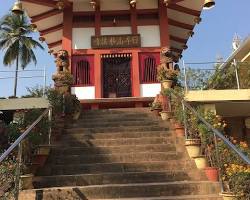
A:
[[19, 108, 222, 200]]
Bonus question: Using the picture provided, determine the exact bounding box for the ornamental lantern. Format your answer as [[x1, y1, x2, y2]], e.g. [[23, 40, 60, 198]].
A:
[[90, 0, 97, 9], [204, 0, 215, 10], [12, 1, 24, 15], [130, 0, 136, 8]]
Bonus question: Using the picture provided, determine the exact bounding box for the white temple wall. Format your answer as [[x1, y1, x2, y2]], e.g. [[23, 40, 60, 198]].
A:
[[72, 28, 95, 49], [71, 86, 96, 100], [138, 25, 161, 47], [140, 84, 161, 97], [101, 27, 132, 35]]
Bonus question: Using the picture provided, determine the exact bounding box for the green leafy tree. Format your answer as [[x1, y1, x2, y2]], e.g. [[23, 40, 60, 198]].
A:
[[0, 12, 44, 97]]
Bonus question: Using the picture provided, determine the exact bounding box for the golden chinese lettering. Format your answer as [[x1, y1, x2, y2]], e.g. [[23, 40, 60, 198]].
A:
[[92, 35, 140, 49]]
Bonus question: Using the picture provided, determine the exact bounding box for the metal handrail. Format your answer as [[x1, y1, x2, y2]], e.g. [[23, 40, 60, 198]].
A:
[[182, 60, 250, 92], [0, 107, 52, 163], [170, 90, 250, 165], [181, 99, 250, 164]]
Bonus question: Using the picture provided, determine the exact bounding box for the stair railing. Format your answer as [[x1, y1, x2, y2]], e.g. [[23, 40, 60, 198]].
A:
[[169, 89, 250, 194], [0, 107, 52, 200]]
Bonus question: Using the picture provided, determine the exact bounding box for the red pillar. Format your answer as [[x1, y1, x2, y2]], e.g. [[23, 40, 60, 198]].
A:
[[132, 51, 140, 97], [95, 53, 102, 98], [95, 5, 101, 36], [62, 4, 73, 71], [158, 0, 170, 47], [130, 5, 138, 34]]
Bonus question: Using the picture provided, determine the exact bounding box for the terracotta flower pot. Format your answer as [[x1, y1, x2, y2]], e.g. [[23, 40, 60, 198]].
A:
[[174, 122, 183, 129], [175, 127, 185, 137], [185, 139, 201, 158], [220, 192, 238, 200], [161, 80, 173, 89], [193, 155, 208, 169], [20, 174, 34, 190], [174, 122, 185, 137], [204, 167, 219, 182], [160, 111, 172, 121]]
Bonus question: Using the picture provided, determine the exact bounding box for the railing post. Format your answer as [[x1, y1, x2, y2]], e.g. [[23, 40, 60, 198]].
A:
[[181, 100, 188, 139], [14, 142, 22, 200], [43, 66, 47, 97], [62, 94, 66, 116], [213, 132, 224, 191], [48, 107, 52, 145], [183, 60, 188, 93], [234, 59, 240, 90]]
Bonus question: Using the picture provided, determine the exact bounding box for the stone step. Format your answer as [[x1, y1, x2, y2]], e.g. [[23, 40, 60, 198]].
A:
[[48, 152, 178, 165], [31, 171, 206, 189], [77, 117, 159, 124], [79, 195, 223, 200], [66, 126, 169, 134], [60, 131, 172, 141], [51, 144, 176, 155], [80, 112, 149, 119], [37, 161, 195, 176], [81, 109, 151, 116], [19, 181, 221, 199], [57, 136, 174, 147], [69, 120, 160, 128], [82, 108, 150, 115]]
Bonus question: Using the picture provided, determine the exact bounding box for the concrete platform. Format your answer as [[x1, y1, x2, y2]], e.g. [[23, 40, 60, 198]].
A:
[[80, 97, 154, 109]]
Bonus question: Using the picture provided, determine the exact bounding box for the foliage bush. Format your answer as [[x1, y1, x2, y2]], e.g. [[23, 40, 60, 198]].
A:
[[157, 66, 179, 82], [149, 102, 162, 110], [0, 154, 17, 200]]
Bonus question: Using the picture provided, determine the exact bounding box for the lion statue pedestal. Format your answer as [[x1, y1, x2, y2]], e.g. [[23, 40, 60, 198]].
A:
[[52, 50, 74, 94]]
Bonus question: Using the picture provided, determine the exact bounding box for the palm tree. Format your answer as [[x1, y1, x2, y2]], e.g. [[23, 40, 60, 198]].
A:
[[0, 12, 44, 97]]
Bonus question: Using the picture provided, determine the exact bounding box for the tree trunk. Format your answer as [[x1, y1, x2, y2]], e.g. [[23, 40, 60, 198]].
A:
[[14, 56, 19, 97]]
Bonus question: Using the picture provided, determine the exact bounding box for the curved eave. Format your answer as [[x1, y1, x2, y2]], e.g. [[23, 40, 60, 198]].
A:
[[21, 0, 205, 57], [21, 0, 63, 53], [167, 0, 205, 59]]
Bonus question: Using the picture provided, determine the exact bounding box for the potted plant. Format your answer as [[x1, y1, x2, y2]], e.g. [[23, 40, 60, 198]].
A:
[[149, 102, 162, 117], [198, 124, 219, 181], [185, 113, 202, 158], [193, 155, 208, 169], [169, 87, 186, 137], [198, 110, 228, 181], [220, 164, 250, 200], [219, 192, 238, 200], [219, 140, 250, 200], [157, 66, 179, 89], [159, 88, 172, 121]]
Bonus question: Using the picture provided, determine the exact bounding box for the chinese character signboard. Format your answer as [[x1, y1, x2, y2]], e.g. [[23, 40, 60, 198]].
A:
[[91, 34, 141, 49]]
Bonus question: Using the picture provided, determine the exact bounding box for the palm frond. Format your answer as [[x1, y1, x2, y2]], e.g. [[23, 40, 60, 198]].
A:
[[0, 12, 44, 69]]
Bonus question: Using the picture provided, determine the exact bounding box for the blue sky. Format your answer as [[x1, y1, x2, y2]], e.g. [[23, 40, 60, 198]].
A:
[[0, 1, 249, 97]]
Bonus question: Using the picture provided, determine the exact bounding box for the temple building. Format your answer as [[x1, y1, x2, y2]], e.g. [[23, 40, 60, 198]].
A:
[[20, 0, 209, 107]]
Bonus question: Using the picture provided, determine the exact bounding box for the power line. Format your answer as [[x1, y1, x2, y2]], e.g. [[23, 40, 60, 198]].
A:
[[0, 76, 44, 80]]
